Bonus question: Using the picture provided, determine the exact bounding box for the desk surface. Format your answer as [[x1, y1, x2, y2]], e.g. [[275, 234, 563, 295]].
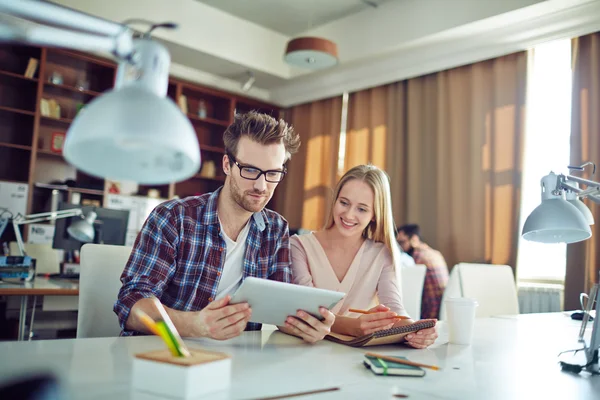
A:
[[0, 313, 598, 400], [0, 277, 79, 296]]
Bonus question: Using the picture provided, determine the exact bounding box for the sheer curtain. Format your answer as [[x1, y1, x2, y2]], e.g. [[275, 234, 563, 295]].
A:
[[516, 40, 572, 283]]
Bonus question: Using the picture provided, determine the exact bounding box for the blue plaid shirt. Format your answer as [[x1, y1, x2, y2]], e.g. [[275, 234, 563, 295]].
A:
[[114, 187, 292, 335]]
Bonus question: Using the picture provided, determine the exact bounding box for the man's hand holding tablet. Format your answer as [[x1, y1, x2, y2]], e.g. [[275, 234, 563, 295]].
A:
[[230, 277, 345, 343]]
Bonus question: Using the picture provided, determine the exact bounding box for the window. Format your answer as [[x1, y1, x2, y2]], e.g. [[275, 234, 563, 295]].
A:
[[516, 39, 572, 282]]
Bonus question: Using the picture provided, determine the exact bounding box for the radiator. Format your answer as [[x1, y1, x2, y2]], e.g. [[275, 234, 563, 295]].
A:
[[518, 283, 563, 313]]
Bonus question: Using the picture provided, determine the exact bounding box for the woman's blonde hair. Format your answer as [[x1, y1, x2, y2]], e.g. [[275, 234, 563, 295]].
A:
[[324, 164, 400, 267]]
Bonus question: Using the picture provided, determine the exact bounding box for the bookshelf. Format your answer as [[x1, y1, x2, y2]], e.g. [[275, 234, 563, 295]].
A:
[[0, 44, 282, 223]]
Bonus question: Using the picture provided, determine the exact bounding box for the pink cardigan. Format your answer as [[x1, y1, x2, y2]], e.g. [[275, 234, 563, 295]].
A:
[[290, 233, 407, 317]]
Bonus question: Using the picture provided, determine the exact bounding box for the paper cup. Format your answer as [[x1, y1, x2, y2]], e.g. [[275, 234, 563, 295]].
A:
[[445, 297, 478, 345]]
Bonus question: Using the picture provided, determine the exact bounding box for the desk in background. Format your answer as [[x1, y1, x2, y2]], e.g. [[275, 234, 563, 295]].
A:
[[0, 313, 597, 399], [0, 277, 78, 341]]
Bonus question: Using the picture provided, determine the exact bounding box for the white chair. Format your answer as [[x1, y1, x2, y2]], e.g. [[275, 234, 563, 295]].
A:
[[399, 265, 426, 320], [440, 263, 520, 319], [77, 244, 132, 338]]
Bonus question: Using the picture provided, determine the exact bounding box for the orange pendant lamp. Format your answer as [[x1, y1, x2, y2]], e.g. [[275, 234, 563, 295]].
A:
[[284, 37, 339, 69]]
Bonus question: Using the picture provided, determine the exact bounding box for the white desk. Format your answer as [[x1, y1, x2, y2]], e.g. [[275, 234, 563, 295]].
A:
[[0, 313, 598, 399]]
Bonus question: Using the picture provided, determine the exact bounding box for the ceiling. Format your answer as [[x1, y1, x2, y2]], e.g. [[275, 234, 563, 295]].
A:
[[195, 0, 393, 36], [46, 0, 600, 106]]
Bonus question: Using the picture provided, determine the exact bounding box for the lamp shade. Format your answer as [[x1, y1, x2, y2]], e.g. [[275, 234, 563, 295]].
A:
[[522, 198, 591, 243], [284, 37, 338, 69], [63, 85, 200, 184], [67, 211, 97, 243]]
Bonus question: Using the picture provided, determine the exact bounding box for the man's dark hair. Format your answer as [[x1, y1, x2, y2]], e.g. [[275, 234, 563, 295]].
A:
[[397, 224, 421, 239], [223, 111, 300, 162]]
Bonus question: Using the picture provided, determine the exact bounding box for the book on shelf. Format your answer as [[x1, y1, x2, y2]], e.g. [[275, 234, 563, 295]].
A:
[[363, 355, 425, 377], [24, 58, 38, 78]]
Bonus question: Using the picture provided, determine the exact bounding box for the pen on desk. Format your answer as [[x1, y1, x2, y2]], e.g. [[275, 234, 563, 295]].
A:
[[248, 387, 340, 400], [365, 352, 441, 371], [348, 308, 410, 320]]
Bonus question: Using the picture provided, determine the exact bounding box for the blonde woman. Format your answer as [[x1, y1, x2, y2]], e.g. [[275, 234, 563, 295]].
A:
[[290, 165, 437, 348]]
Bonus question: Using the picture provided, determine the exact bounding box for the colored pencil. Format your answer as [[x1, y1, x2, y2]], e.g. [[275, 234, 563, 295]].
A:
[[349, 308, 410, 320]]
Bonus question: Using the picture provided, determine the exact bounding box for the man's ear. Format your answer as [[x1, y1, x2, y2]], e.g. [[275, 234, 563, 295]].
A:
[[222, 154, 230, 175]]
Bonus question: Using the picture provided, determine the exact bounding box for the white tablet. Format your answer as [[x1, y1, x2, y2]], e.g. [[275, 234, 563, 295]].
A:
[[229, 277, 345, 326]]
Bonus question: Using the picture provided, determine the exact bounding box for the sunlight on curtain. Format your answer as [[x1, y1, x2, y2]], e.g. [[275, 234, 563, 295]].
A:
[[517, 39, 572, 282]]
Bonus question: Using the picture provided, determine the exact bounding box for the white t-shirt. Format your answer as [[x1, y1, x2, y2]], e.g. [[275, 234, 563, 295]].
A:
[[215, 218, 251, 299]]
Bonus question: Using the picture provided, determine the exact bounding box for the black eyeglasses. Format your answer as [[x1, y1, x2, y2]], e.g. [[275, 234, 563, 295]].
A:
[[227, 153, 287, 183]]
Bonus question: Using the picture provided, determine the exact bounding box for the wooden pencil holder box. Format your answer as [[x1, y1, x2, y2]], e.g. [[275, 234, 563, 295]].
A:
[[132, 348, 231, 399]]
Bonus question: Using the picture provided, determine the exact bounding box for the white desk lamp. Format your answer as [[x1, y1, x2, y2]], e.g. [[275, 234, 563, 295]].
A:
[[522, 163, 600, 373], [12, 209, 96, 257], [0, 0, 200, 184]]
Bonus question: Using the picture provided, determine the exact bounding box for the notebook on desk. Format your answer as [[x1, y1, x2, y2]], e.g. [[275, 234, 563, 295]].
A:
[[325, 320, 436, 347], [363, 355, 425, 377]]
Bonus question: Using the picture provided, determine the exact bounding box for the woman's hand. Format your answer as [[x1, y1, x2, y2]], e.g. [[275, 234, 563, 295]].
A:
[[353, 304, 399, 336], [402, 319, 438, 349]]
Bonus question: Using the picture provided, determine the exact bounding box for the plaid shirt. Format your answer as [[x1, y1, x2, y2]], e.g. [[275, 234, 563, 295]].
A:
[[413, 244, 449, 319], [114, 187, 292, 336]]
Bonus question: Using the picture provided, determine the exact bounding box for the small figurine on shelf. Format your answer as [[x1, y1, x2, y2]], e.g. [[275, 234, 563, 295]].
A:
[[76, 77, 90, 91], [178, 95, 188, 114], [199, 160, 216, 178], [198, 100, 207, 119], [49, 71, 63, 85]]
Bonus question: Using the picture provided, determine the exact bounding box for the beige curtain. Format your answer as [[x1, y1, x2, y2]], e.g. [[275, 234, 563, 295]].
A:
[[345, 52, 527, 270], [277, 97, 342, 231], [565, 33, 600, 310]]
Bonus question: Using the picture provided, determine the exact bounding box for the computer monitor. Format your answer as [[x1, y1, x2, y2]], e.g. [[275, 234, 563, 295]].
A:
[[52, 203, 129, 251]]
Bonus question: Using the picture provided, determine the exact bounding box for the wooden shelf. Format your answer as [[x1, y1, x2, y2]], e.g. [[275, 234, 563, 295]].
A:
[[1, 179, 28, 185], [67, 187, 104, 196], [0, 69, 38, 83], [40, 115, 73, 125], [187, 114, 230, 127], [36, 149, 63, 157], [0, 142, 32, 151], [44, 82, 102, 97], [200, 145, 225, 153], [0, 43, 281, 218], [33, 183, 104, 196], [192, 175, 226, 182], [0, 105, 36, 116]]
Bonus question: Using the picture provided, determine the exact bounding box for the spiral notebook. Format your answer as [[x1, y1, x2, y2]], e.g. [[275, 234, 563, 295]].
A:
[[325, 320, 436, 347]]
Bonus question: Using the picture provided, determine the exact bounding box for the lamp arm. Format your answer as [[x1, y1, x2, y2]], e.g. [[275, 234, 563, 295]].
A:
[[0, 0, 125, 36], [0, 0, 133, 59], [12, 209, 84, 256], [13, 209, 82, 224], [563, 174, 600, 190]]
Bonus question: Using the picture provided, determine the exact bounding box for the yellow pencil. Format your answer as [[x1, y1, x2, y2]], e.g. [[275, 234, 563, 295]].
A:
[[349, 308, 410, 320]]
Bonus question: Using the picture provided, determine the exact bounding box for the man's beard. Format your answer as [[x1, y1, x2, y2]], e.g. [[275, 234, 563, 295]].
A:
[[407, 247, 415, 257], [230, 177, 270, 213]]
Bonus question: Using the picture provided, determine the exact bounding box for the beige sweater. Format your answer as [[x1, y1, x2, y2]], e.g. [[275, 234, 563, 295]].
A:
[[290, 233, 407, 317]]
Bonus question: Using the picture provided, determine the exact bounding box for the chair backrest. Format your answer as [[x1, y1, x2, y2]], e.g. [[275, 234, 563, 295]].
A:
[[439, 263, 519, 319], [399, 265, 426, 320], [439, 264, 462, 321], [77, 244, 132, 338]]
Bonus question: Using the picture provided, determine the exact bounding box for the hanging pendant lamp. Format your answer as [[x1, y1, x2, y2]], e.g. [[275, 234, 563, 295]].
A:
[[284, 36, 339, 69]]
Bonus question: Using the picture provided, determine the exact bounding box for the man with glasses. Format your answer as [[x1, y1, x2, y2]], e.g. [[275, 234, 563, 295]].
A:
[[115, 111, 335, 343]]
